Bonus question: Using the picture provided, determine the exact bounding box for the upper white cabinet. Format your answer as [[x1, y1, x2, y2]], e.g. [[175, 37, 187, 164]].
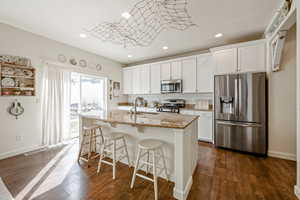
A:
[[132, 67, 141, 94], [122, 39, 266, 95], [140, 65, 150, 94], [161, 61, 182, 80], [123, 68, 133, 94], [150, 63, 161, 94], [211, 39, 266, 75], [197, 54, 215, 93], [182, 58, 197, 93], [171, 61, 182, 79], [238, 43, 266, 72], [213, 48, 238, 74], [161, 62, 171, 80]]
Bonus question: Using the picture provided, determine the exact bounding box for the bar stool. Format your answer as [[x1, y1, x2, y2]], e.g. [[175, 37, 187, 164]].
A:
[[130, 139, 169, 200], [97, 131, 131, 179], [78, 125, 104, 165]]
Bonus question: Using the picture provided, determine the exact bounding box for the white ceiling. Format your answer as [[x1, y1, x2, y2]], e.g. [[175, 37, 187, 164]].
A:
[[0, 0, 280, 65]]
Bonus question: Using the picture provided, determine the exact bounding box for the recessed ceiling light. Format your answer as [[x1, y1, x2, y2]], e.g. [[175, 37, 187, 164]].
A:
[[215, 33, 223, 38], [128, 55, 133, 58], [122, 12, 131, 19], [80, 33, 87, 38], [163, 46, 169, 50]]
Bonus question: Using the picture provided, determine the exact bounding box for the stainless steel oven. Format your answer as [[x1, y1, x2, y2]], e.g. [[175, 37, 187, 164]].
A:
[[161, 80, 182, 94]]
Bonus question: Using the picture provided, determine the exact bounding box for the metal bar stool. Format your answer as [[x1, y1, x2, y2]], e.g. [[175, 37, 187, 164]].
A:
[[78, 125, 104, 165], [130, 139, 169, 200], [97, 131, 131, 179]]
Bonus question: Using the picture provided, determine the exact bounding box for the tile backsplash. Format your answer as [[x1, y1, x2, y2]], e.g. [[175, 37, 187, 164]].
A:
[[127, 93, 213, 105]]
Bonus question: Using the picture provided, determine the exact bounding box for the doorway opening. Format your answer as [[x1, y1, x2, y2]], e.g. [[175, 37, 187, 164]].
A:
[[69, 72, 107, 139]]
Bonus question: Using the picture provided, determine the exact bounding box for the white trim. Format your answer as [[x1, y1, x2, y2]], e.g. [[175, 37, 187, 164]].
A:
[[0, 145, 45, 160], [210, 39, 266, 52], [43, 60, 109, 79], [268, 150, 296, 161], [173, 176, 193, 200], [294, 185, 300, 199]]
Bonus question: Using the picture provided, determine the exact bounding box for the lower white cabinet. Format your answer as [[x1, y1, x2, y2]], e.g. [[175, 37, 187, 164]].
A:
[[180, 110, 213, 143], [196, 112, 213, 142]]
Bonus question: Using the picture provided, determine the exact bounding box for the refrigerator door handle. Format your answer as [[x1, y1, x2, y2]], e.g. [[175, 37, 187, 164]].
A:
[[234, 78, 239, 116], [216, 121, 262, 128]]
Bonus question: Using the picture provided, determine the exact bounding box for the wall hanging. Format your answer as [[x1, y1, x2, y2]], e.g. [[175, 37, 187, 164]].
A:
[[8, 99, 24, 119], [86, 0, 196, 47]]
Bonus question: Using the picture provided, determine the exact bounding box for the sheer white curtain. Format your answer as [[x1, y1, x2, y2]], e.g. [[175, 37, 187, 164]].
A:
[[41, 63, 71, 146]]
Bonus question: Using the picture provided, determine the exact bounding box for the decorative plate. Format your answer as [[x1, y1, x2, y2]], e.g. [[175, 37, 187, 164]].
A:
[[2, 67, 14, 75], [1, 77, 15, 87], [58, 54, 67, 63], [69, 58, 77, 66], [96, 64, 102, 71], [23, 69, 33, 77], [79, 59, 87, 68], [14, 69, 24, 76]]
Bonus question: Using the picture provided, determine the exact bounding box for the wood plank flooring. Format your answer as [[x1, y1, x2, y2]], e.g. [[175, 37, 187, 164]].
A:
[[0, 141, 297, 200]]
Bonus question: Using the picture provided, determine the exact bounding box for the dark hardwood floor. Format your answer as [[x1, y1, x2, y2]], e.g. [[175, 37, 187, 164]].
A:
[[0, 141, 297, 200]]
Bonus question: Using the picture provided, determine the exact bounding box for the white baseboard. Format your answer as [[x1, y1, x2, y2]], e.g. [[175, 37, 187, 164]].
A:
[[0, 177, 13, 200], [268, 150, 296, 161], [173, 176, 193, 200], [0, 145, 45, 160], [294, 185, 300, 199]]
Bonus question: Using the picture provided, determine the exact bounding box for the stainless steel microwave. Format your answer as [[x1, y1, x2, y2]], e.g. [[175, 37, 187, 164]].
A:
[[161, 80, 182, 94]]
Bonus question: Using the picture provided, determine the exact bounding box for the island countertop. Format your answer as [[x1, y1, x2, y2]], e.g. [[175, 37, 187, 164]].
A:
[[80, 110, 199, 129]]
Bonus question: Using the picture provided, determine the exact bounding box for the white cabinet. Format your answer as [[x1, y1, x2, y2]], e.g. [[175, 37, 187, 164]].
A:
[[182, 58, 197, 93], [211, 40, 266, 75], [180, 110, 213, 142], [161, 62, 171, 80], [150, 63, 161, 94], [123, 68, 133, 94], [213, 48, 237, 74], [196, 112, 213, 142], [238, 43, 266, 72], [171, 61, 182, 79], [132, 67, 141, 94], [161, 61, 181, 80], [140, 65, 150, 94], [196, 54, 215, 93]]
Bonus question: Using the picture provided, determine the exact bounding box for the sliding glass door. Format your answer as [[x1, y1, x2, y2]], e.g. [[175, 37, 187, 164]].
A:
[[70, 73, 106, 139]]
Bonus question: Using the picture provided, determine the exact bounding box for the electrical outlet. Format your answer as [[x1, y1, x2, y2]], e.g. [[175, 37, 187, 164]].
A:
[[16, 135, 22, 141]]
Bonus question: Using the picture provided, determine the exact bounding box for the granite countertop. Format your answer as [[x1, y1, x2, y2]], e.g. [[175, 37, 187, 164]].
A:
[[80, 110, 198, 129], [118, 103, 213, 112]]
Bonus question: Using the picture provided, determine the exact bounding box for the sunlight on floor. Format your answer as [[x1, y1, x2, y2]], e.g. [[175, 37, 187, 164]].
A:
[[15, 143, 77, 200]]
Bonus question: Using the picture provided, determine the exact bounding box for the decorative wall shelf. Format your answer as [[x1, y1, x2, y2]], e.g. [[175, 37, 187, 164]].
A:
[[265, 0, 296, 40], [0, 62, 36, 96]]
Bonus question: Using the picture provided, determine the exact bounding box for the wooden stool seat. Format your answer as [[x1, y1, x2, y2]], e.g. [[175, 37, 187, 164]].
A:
[[83, 125, 101, 130], [103, 131, 126, 140], [138, 139, 163, 150]]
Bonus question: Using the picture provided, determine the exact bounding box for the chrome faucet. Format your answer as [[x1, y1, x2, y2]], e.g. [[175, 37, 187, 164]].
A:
[[131, 97, 145, 115]]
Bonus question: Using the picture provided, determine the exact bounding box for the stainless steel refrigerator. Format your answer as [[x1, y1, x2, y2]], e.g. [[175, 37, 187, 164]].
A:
[[214, 72, 267, 155]]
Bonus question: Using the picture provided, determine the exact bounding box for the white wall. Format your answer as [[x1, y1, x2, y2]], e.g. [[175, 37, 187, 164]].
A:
[[268, 25, 297, 160], [0, 23, 125, 159]]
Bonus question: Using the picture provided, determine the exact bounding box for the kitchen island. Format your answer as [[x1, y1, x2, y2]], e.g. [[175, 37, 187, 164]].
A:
[[80, 110, 198, 200]]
